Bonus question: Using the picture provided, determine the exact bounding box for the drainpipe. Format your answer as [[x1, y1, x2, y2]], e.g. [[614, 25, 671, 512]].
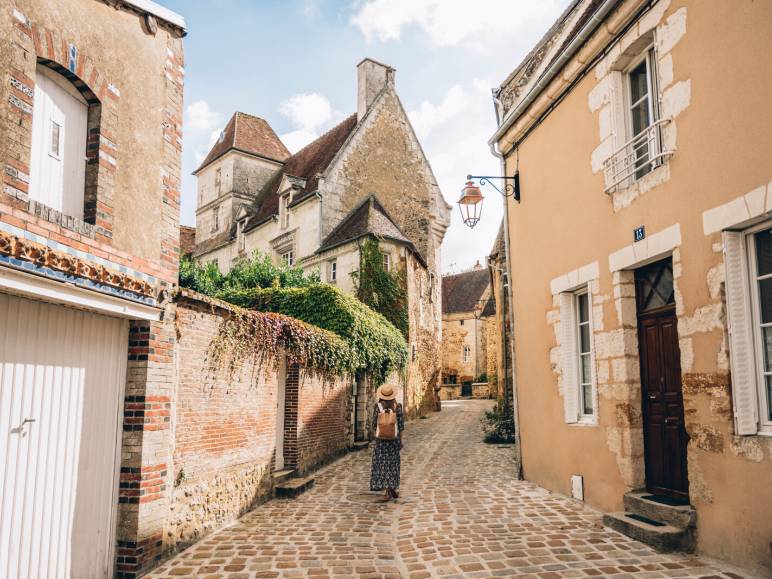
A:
[[315, 191, 323, 248], [490, 92, 523, 479]]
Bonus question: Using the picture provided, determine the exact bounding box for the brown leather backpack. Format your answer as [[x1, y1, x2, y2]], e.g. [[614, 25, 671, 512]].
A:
[[376, 402, 398, 440]]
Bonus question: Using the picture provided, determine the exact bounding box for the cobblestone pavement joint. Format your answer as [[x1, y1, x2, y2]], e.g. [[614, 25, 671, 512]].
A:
[[147, 399, 755, 578]]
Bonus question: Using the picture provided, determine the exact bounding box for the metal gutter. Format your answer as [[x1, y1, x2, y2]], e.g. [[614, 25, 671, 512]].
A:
[[488, 0, 621, 147]]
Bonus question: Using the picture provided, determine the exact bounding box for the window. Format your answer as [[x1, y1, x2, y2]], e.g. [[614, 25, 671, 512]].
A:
[[726, 224, 772, 435], [280, 193, 290, 229], [411, 344, 417, 362], [29, 65, 88, 219], [429, 273, 435, 302], [559, 286, 596, 423], [281, 250, 294, 267], [460, 319, 464, 326], [448, 375, 457, 385], [382, 252, 391, 272], [463, 345, 471, 363], [212, 206, 220, 232], [237, 219, 247, 252], [627, 49, 658, 180], [215, 167, 222, 195], [575, 291, 594, 416], [328, 260, 337, 283]]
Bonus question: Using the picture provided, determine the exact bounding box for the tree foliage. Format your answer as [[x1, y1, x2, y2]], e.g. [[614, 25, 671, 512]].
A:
[[352, 237, 409, 338]]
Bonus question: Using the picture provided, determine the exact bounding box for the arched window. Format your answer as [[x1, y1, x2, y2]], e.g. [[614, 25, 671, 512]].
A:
[[29, 64, 88, 219]]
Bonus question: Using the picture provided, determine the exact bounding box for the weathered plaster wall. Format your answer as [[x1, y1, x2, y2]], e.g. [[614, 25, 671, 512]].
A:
[[442, 312, 485, 383], [498, 0, 772, 572]]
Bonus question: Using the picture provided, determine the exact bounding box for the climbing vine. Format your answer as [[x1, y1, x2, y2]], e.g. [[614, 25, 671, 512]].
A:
[[217, 284, 408, 385], [352, 237, 409, 338]]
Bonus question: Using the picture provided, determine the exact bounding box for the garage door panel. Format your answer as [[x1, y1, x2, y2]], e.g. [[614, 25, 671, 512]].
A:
[[0, 293, 128, 579]]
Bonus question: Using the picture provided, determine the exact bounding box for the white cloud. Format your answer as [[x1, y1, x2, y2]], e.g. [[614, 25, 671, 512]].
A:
[[351, 0, 561, 49], [278, 93, 334, 152], [185, 100, 221, 132], [408, 84, 467, 139], [407, 80, 503, 273], [193, 127, 225, 165]]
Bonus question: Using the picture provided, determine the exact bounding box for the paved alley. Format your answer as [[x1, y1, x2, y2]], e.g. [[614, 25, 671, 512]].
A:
[[147, 400, 751, 579]]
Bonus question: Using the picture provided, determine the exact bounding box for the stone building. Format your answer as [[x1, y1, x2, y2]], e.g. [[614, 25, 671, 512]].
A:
[[0, 0, 185, 576], [487, 222, 514, 405], [440, 264, 495, 398], [191, 58, 451, 419], [490, 0, 772, 572]]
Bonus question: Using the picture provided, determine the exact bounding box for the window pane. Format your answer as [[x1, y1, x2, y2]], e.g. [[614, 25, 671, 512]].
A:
[[629, 61, 649, 104], [582, 383, 594, 415], [580, 353, 592, 385], [755, 229, 772, 277], [758, 278, 772, 324], [577, 293, 589, 323], [631, 101, 651, 137], [579, 323, 591, 353], [763, 327, 772, 371], [50, 122, 61, 156], [766, 376, 772, 422]]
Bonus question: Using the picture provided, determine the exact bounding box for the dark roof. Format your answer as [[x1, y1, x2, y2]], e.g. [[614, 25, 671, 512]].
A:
[[192, 230, 232, 258], [481, 297, 496, 317], [442, 268, 490, 314], [245, 114, 358, 231], [194, 112, 290, 174], [179, 225, 196, 256], [317, 195, 414, 254]]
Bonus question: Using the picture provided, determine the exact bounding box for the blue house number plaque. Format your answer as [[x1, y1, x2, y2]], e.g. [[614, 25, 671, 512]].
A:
[[634, 226, 645, 242]]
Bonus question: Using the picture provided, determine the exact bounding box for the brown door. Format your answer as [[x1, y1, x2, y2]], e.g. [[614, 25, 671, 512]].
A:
[[635, 259, 689, 499]]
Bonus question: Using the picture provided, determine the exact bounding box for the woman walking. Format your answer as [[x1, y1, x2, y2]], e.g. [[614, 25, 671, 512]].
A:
[[370, 384, 404, 500]]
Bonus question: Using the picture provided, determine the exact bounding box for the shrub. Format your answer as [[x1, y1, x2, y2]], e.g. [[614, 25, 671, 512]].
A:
[[217, 284, 408, 384], [481, 399, 516, 444]]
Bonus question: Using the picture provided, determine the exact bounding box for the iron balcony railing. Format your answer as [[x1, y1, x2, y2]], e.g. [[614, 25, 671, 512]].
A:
[[603, 117, 674, 193]]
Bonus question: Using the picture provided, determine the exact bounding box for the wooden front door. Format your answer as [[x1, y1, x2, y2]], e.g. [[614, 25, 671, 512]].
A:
[[635, 258, 690, 499]]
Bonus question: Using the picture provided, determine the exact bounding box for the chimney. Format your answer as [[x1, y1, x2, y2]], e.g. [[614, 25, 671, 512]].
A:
[[357, 58, 395, 122]]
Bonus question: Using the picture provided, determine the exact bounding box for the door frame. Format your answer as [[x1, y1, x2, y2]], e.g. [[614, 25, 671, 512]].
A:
[[634, 258, 690, 500]]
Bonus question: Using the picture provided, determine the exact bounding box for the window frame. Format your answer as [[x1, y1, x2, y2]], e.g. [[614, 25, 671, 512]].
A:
[[237, 218, 247, 252], [382, 252, 391, 272], [279, 193, 290, 229], [329, 260, 337, 283], [281, 249, 294, 267], [624, 46, 660, 181], [212, 205, 220, 232], [744, 221, 772, 435], [463, 345, 471, 364], [574, 288, 596, 421]]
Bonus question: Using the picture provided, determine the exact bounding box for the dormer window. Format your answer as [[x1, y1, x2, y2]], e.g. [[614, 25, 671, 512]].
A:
[[280, 193, 290, 229], [237, 218, 247, 252], [29, 65, 88, 219]]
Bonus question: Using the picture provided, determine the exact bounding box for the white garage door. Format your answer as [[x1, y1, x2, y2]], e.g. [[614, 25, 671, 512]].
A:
[[0, 293, 129, 578]]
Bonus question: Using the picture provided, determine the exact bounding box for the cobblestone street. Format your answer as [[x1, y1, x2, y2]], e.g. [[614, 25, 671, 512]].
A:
[[147, 400, 751, 579]]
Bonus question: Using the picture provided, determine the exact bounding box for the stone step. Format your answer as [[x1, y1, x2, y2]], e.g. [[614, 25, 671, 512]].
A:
[[623, 491, 696, 529], [603, 512, 695, 553], [274, 476, 315, 499], [352, 441, 370, 451], [271, 469, 295, 485]]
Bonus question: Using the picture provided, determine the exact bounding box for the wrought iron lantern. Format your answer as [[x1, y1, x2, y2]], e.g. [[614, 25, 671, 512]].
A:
[[458, 180, 485, 228]]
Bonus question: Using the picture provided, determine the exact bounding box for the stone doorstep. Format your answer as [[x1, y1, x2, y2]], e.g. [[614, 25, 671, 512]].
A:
[[271, 468, 295, 485], [623, 491, 696, 529], [603, 511, 695, 553], [351, 441, 370, 451], [274, 475, 315, 499]]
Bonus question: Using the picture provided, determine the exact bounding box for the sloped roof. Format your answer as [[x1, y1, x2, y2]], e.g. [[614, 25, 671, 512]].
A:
[[245, 114, 358, 231], [481, 297, 496, 317], [194, 112, 290, 174], [179, 225, 196, 256], [317, 195, 413, 254], [442, 268, 490, 314], [489, 220, 505, 259]]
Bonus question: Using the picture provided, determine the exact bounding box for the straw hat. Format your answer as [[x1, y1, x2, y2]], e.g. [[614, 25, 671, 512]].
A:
[[376, 384, 397, 401]]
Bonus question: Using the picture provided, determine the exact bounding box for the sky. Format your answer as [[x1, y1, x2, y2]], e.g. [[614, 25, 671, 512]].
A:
[[163, 0, 571, 274]]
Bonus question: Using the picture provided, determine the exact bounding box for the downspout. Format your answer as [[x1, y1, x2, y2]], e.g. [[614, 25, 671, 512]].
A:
[[490, 92, 523, 479], [315, 191, 323, 248]]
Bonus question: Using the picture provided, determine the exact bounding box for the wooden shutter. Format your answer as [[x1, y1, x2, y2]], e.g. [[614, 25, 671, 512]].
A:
[[723, 231, 759, 435], [560, 292, 579, 423]]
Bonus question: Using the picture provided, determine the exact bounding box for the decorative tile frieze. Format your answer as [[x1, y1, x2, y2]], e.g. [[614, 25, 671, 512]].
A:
[[0, 229, 157, 301], [8, 94, 32, 115]]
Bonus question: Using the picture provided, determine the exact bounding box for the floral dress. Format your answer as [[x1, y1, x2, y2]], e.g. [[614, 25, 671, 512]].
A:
[[370, 402, 404, 491]]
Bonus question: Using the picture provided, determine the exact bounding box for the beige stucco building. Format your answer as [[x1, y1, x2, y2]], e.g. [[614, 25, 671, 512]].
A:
[[491, 0, 772, 572], [192, 58, 451, 419]]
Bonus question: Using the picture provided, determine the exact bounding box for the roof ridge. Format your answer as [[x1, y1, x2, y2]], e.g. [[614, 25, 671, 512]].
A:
[[286, 113, 357, 161]]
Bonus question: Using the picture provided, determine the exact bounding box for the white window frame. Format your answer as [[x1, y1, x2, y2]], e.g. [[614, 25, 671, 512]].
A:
[[237, 218, 247, 252], [212, 205, 220, 232], [743, 221, 772, 435], [280, 193, 290, 229], [281, 250, 294, 267], [624, 46, 661, 181], [382, 252, 391, 272], [560, 285, 597, 425], [463, 345, 471, 364], [574, 288, 596, 421], [328, 260, 337, 283]]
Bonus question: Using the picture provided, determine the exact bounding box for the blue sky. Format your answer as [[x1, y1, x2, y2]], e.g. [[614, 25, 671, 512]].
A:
[[163, 0, 570, 273]]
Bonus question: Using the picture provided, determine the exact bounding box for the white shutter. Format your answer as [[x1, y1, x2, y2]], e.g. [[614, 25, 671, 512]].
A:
[[723, 231, 759, 435], [560, 292, 579, 424]]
